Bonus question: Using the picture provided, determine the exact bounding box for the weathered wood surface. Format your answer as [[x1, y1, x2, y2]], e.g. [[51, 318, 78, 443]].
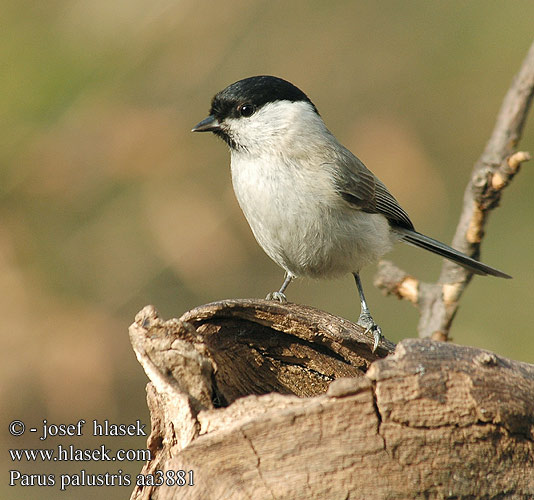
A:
[[129, 300, 534, 500]]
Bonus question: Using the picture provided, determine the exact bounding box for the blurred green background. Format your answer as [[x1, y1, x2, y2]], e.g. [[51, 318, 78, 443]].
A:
[[2, 1, 533, 498]]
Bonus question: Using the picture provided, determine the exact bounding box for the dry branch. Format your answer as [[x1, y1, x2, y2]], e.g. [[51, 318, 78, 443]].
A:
[[129, 301, 534, 500], [375, 40, 534, 340]]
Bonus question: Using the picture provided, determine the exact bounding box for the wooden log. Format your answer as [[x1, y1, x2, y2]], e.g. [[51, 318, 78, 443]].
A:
[[129, 300, 534, 500]]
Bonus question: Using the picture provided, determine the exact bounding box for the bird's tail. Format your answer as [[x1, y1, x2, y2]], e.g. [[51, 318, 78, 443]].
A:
[[395, 227, 511, 279]]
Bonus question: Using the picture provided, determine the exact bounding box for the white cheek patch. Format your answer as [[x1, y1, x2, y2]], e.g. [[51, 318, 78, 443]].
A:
[[224, 101, 321, 152]]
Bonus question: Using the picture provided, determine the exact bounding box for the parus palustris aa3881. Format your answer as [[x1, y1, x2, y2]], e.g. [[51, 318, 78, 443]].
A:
[[192, 75, 511, 351]]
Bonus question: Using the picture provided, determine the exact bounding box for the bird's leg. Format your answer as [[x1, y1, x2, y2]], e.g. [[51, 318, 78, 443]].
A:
[[353, 272, 382, 352], [266, 273, 293, 302]]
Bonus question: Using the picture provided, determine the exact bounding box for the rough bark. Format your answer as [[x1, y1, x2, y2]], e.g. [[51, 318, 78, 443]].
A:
[[129, 300, 534, 500]]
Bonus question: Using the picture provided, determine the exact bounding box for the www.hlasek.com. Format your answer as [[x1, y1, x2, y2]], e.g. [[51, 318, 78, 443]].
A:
[[8, 419, 194, 491]]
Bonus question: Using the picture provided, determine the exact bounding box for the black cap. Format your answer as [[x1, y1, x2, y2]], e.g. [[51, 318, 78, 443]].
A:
[[209, 76, 318, 121]]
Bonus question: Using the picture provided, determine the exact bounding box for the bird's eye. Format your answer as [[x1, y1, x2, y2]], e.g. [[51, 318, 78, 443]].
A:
[[238, 103, 255, 117]]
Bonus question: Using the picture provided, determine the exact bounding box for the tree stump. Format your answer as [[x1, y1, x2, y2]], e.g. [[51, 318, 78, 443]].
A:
[[128, 300, 534, 499]]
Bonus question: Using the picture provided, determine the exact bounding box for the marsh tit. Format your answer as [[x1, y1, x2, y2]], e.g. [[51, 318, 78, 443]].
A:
[[192, 75, 511, 351]]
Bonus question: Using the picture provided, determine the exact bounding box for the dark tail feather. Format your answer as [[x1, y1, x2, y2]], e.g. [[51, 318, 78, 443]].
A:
[[396, 228, 511, 279]]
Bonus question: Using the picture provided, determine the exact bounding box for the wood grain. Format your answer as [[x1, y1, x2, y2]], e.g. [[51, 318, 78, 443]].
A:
[[129, 301, 534, 500]]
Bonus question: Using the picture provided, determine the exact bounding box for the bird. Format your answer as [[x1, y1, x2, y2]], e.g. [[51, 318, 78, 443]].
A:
[[192, 75, 511, 351]]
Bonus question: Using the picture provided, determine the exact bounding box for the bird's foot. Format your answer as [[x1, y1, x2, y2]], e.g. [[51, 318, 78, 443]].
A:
[[357, 313, 382, 353], [266, 291, 288, 302]]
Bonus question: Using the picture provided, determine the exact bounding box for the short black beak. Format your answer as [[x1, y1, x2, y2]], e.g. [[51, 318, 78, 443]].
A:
[[192, 115, 220, 132]]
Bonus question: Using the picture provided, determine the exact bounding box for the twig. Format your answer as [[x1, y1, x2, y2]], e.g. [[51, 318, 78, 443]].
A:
[[375, 41, 534, 340]]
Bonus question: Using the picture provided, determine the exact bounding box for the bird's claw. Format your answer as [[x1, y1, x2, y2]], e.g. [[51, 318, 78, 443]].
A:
[[370, 326, 382, 353], [357, 313, 382, 352], [266, 291, 288, 302]]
